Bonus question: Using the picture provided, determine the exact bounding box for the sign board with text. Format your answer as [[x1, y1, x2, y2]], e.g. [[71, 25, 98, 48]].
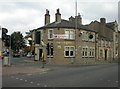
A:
[[53, 34, 68, 39]]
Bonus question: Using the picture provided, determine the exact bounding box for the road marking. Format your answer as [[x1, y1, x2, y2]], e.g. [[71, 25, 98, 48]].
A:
[[115, 81, 118, 83], [20, 79, 23, 81], [25, 80, 28, 82], [44, 85, 47, 87], [37, 83, 40, 86], [39, 72, 47, 75], [16, 77, 18, 79], [30, 81, 33, 84]]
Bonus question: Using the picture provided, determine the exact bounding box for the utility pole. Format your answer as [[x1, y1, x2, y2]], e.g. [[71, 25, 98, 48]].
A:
[[9, 35, 11, 66], [75, 0, 78, 63]]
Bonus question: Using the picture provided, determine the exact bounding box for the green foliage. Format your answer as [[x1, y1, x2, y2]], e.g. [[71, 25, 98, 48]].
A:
[[11, 32, 25, 52]]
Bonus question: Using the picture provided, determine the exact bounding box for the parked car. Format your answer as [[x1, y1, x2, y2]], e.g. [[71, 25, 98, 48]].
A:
[[0, 56, 4, 59], [26, 52, 32, 58], [13, 53, 20, 57]]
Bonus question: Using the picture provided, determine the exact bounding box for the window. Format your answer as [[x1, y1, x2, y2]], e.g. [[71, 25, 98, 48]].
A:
[[47, 43, 53, 56], [101, 40, 104, 47], [82, 31, 88, 41], [100, 49, 103, 58], [48, 29, 54, 39], [64, 46, 75, 57], [65, 29, 75, 40], [82, 47, 88, 57]]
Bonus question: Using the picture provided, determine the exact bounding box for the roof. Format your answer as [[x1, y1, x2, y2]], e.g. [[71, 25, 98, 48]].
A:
[[106, 22, 115, 30], [35, 19, 97, 33]]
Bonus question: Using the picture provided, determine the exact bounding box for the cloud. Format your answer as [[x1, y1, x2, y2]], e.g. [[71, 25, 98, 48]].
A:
[[0, 0, 119, 36]]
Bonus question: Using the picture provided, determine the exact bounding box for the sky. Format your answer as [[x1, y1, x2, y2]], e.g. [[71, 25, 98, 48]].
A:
[[0, 0, 119, 36]]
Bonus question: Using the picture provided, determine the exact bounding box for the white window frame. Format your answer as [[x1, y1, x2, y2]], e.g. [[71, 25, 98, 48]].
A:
[[82, 31, 89, 41], [89, 47, 95, 57], [65, 29, 75, 40], [82, 47, 88, 57], [64, 46, 75, 57], [48, 29, 54, 39]]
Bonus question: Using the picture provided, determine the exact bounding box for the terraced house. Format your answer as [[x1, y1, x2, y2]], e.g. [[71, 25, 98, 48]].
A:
[[87, 18, 119, 61], [32, 9, 119, 64]]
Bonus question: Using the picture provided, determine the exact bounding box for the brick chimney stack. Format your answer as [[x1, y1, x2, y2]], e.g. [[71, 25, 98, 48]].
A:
[[55, 8, 61, 22], [45, 9, 50, 25]]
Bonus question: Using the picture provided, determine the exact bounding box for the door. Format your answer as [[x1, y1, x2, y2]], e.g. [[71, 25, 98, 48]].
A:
[[39, 49, 43, 61], [105, 49, 107, 60]]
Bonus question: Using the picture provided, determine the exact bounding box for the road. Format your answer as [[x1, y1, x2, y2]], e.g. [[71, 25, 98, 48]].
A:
[[2, 57, 118, 87]]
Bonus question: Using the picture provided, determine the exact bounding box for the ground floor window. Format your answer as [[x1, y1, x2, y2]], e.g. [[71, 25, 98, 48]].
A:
[[89, 48, 95, 57], [82, 47, 95, 58], [64, 46, 75, 57], [82, 47, 88, 57], [100, 49, 103, 58]]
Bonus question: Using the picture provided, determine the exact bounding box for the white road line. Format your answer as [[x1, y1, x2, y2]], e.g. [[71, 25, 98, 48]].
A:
[[25, 80, 28, 82], [20, 79, 23, 81], [30, 81, 33, 84], [115, 81, 118, 83], [37, 83, 40, 86], [16, 78, 19, 80], [44, 85, 47, 87]]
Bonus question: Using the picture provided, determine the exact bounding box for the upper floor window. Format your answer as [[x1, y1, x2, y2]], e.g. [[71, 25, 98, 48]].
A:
[[65, 29, 75, 40], [82, 32, 88, 41], [48, 29, 54, 39]]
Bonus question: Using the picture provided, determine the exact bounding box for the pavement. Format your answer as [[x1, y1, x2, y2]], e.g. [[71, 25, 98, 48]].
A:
[[2, 57, 50, 75], [2, 66, 49, 75]]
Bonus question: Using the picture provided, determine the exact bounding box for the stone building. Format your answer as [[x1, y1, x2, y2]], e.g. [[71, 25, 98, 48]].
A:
[[32, 9, 97, 64], [32, 9, 119, 64], [118, 31, 120, 60], [87, 19, 119, 61]]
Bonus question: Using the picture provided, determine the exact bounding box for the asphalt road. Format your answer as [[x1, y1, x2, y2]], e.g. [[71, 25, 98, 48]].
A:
[[2, 62, 118, 87]]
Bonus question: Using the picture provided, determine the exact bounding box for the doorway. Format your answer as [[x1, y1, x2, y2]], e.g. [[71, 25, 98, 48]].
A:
[[39, 49, 43, 61], [105, 49, 107, 60]]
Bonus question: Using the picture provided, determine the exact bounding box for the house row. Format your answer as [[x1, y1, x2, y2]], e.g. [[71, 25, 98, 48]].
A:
[[31, 9, 119, 64]]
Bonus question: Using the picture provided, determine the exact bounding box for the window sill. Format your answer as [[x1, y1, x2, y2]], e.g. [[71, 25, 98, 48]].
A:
[[64, 56, 75, 58], [64, 39, 75, 41]]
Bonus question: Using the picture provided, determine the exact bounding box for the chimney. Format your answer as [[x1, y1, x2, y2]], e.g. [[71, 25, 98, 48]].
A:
[[77, 13, 82, 24], [69, 16, 75, 22], [55, 8, 61, 22], [45, 9, 50, 25], [75, 13, 82, 24], [100, 18, 106, 24]]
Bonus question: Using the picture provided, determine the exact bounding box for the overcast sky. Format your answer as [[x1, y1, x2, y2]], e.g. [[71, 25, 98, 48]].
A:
[[0, 0, 119, 36]]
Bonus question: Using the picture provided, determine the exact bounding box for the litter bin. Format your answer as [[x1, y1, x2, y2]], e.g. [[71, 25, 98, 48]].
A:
[[3, 56, 9, 66]]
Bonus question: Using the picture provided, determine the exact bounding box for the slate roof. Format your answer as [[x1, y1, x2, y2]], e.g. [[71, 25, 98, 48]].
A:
[[106, 22, 115, 30], [35, 19, 97, 33]]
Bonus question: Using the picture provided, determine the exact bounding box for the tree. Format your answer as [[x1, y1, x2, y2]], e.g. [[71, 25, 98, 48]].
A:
[[11, 32, 25, 52]]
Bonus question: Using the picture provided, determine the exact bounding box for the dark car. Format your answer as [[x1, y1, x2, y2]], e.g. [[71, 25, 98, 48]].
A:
[[13, 53, 20, 57]]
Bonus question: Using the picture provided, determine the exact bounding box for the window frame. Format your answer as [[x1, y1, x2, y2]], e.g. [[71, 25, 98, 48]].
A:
[[65, 29, 75, 40], [48, 29, 54, 39], [64, 46, 75, 57]]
